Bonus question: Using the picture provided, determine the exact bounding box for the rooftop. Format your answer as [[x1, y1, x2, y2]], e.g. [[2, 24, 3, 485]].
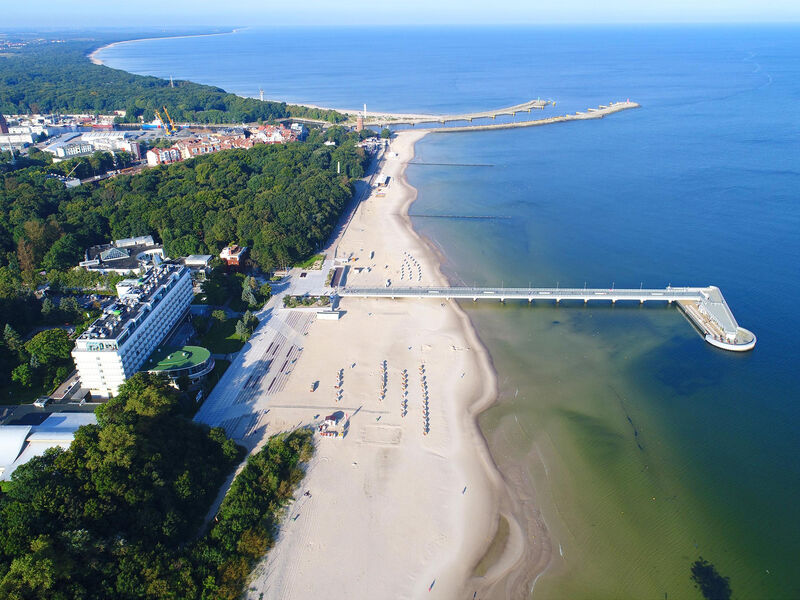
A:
[[0, 412, 96, 481], [81, 235, 162, 272], [76, 264, 187, 344], [221, 244, 247, 257], [146, 345, 211, 372], [183, 254, 213, 268]]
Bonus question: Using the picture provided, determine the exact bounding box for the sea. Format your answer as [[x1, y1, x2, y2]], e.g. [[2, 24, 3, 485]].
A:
[[97, 26, 800, 599]]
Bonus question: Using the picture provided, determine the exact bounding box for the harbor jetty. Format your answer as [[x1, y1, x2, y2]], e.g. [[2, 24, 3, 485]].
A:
[[335, 284, 755, 351], [361, 99, 553, 127], [427, 101, 639, 133]]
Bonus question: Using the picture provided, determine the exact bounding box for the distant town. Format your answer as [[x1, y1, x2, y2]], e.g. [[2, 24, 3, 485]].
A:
[[1, 110, 315, 179]]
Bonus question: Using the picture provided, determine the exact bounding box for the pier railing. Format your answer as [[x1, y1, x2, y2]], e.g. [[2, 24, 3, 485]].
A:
[[339, 285, 704, 302], [333, 285, 755, 352]]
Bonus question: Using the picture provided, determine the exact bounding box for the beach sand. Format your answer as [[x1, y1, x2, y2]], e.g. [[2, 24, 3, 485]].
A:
[[88, 29, 245, 65], [239, 130, 549, 598]]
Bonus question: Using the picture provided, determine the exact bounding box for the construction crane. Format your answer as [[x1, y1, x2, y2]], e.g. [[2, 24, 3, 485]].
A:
[[162, 106, 178, 134], [65, 161, 82, 178], [153, 107, 178, 136]]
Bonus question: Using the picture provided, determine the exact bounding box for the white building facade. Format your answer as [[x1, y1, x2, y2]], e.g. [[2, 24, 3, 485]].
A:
[[72, 265, 193, 397]]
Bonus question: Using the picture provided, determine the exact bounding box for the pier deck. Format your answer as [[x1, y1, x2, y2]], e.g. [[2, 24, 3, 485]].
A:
[[335, 285, 755, 351], [427, 101, 640, 133], [362, 99, 553, 127]]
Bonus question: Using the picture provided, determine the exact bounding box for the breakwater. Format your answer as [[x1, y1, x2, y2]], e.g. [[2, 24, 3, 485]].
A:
[[428, 101, 639, 133]]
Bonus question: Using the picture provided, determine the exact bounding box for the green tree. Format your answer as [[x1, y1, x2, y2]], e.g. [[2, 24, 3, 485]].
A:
[[112, 373, 177, 418], [259, 283, 272, 302], [11, 364, 32, 387], [241, 286, 257, 307], [24, 329, 72, 366], [234, 319, 251, 340], [4, 324, 23, 355], [380, 128, 392, 139], [40, 298, 56, 318], [242, 310, 258, 329], [0, 374, 246, 597], [211, 309, 227, 322], [41, 234, 82, 272], [58, 296, 80, 321]]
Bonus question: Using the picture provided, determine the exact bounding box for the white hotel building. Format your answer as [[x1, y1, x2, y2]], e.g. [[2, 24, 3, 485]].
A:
[[72, 264, 193, 397]]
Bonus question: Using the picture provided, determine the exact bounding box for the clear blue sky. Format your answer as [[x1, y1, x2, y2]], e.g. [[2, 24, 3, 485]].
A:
[[5, 0, 799, 27]]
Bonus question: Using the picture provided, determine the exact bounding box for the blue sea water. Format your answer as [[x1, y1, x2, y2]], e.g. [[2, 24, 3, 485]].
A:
[[98, 26, 800, 598]]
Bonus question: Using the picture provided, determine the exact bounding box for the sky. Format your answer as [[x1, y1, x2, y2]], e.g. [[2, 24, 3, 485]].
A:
[[4, 0, 800, 28]]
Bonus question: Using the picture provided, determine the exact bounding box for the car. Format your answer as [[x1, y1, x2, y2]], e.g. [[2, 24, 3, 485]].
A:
[[33, 397, 51, 408]]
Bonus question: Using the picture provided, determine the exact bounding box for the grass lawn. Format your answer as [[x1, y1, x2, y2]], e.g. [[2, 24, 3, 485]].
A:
[[200, 319, 246, 355], [194, 293, 255, 314], [295, 253, 325, 270]]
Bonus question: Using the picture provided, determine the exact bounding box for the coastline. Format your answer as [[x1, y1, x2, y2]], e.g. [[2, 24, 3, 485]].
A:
[[55, 27, 800, 599], [403, 145, 554, 598], [231, 130, 550, 598], [87, 28, 245, 65], [89, 36, 441, 117]]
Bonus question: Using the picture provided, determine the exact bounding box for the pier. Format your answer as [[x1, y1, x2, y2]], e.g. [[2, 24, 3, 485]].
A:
[[427, 101, 640, 133], [336, 285, 755, 351], [362, 99, 553, 127]]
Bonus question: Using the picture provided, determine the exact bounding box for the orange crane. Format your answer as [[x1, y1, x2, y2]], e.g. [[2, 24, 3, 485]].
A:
[[153, 107, 178, 136], [162, 106, 178, 134]]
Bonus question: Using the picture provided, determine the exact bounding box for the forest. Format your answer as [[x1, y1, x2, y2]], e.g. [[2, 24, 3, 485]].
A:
[[0, 374, 314, 599], [0, 37, 346, 124]]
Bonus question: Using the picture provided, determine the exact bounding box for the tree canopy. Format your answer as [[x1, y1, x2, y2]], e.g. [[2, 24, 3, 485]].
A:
[[0, 374, 314, 598], [0, 128, 368, 394], [0, 37, 346, 125]]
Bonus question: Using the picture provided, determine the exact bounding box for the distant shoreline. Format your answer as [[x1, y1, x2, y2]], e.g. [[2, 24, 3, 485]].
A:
[[86, 30, 536, 119], [87, 28, 365, 116], [88, 28, 245, 66]]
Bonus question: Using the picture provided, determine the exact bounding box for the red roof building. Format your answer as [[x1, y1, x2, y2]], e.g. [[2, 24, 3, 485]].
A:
[[146, 147, 182, 166], [220, 244, 248, 266]]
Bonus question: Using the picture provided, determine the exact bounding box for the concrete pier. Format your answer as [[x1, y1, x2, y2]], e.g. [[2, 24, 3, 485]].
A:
[[335, 285, 755, 352], [362, 99, 553, 127], [427, 101, 640, 134]]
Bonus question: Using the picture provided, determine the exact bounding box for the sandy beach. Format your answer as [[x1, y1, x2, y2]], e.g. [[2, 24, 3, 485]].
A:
[[204, 130, 546, 598], [88, 29, 245, 65]]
